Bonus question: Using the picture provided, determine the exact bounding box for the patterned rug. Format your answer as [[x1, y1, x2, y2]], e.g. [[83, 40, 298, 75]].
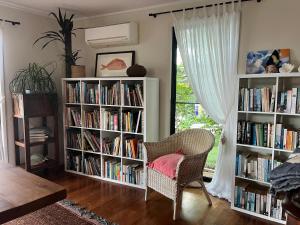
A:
[[4, 200, 117, 225]]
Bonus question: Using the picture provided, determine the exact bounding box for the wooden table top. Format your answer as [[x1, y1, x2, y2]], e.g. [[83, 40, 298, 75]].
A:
[[0, 161, 66, 224]]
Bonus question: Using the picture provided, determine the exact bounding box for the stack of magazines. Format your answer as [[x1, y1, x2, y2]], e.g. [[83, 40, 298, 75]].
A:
[[30, 127, 50, 143]]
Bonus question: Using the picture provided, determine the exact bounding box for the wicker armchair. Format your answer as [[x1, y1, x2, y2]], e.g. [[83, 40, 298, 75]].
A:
[[144, 129, 215, 220]]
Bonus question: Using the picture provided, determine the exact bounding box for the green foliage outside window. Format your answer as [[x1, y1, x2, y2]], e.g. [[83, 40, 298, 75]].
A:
[[175, 64, 222, 169]]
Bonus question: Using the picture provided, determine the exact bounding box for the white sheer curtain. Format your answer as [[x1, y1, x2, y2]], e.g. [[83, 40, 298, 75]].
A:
[[173, 2, 240, 201], [0, 23, 8, 162]]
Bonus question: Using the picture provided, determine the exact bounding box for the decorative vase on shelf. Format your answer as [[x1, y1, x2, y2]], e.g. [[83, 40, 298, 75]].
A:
[[71, 65, 86, 78], [126, 64, 147, 77]]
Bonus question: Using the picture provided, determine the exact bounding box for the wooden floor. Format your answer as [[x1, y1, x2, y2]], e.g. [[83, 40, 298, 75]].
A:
[[50, 172, 273, 225]]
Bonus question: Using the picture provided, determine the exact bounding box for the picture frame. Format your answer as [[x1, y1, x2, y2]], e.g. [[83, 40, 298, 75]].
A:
[[95, 51, 135, 77], [246, 49, 290, 74]]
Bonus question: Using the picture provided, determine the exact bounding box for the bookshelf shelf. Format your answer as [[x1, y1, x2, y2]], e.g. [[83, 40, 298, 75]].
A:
[[66, 125, 83, 129], [122, 156, 144, 162], [83, 150, 101, 155], [276, 112, 300, 117], [273, 148, 293, 153], [100, 104, 121, 107], [238, 111, 275, 115], [232, 73, 300, 224], [123, 131, 144, 135], [82, 127, 101, 131], [82, 103, 100, 106], [235, 176, 271, 187], [236, 143, 273, 152], [122, 105, 144, 109], [232, 207, 286, 225], [102, 153, 121, 158], [62, 77, 159, 189], [65, 103, 81, 105], [66, 147, 83, 152]]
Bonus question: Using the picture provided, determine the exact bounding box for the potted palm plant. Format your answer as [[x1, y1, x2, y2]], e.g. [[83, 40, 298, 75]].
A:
[[70, 50, 85, 78], [34, 9, 84, 78]]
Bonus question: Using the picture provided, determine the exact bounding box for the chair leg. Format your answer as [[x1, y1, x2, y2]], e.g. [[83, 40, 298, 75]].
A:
[[145, 187, 148, 202], [173, 191, 183, 220], [198, 179, 212, 206], [173, 199, 179, 220]]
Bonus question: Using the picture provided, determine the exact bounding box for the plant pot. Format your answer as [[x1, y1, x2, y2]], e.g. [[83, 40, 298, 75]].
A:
[[71, 65, 86, 78]]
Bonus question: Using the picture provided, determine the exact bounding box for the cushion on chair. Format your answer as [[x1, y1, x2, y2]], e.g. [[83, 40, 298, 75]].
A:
[[148, 152, 184, 179]]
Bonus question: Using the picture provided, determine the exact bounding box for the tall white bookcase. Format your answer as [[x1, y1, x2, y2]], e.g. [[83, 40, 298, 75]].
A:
[[231, 72, 300, 224], [62, 77, 159, 189]]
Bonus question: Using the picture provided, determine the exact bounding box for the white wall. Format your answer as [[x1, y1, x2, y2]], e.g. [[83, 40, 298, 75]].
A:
[[74, 0, 300, 140], [0, 6, 64, 164]]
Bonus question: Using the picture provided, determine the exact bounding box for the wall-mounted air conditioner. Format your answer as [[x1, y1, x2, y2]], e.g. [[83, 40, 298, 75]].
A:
[[85, 22, 138, 48]]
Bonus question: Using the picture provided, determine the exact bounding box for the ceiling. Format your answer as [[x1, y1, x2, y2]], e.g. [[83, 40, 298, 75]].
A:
[[0, 0, 188, 17]]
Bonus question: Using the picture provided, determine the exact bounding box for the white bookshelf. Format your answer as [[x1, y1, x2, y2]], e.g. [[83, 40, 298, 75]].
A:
[[231, 72, 300, 224], [62, 77, 159, 189]]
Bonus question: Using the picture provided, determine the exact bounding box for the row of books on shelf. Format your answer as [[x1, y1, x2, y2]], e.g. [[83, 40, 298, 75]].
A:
[[67, 83, 80, 103], [83, 110, 100, 128], [239, 86, 276, 112], [234, 186, 285, 220], [82, 83, 99, 104], [29, 127, 50, 143], [66, 108, 81, 127], [101, 83, 120, 105], [83, 156, 101, 176], [237, 121, 274, 148], [122, 164, 144, 185], [124, 138, 143, 159], [67, 131, 143, 160], [101, 109, 119, 131], [67, 153, 144, 185], [66, 82, 144, 106], [67, 131, 82, 149], [83, 131, 101, 152], [122, 111, 143, 133], [67, 153, 82, 172], [102, 136, 121, 156], [277, 88, 300, 114], [104, 159, 121, 180], [235, 153, 271, 182], [274, 124, 300, 151], [122, 83, 144, 107], [66, 109, 143, 134]]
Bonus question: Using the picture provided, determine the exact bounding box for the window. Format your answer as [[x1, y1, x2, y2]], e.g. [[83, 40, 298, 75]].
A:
[[170, 29, 221, 176]]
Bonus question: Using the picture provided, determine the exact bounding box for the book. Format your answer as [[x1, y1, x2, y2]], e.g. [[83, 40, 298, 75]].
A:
[[123, 83, 144, 106], [101, 82, 120, 105], [82, 83, 99, 104], [291, 88, 297, 114], [83, 156, 101, 176]]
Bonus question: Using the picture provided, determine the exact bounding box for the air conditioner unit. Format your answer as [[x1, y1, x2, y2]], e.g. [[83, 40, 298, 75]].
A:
[[85, 22, 138, 48]]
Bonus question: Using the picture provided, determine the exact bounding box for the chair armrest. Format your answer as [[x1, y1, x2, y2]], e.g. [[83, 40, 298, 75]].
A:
[[175, 152, 209, 185], [144, 138, 178, 162]]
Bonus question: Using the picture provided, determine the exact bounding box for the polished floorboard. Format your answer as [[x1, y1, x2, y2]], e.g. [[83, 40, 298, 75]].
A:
[[50, 172, 273, 225]]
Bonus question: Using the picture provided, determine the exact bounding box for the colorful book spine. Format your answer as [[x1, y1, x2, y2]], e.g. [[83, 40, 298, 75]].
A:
[[237, 121, 273, 147], [83, 156, 101, 176], [274, 123, 299, 151]]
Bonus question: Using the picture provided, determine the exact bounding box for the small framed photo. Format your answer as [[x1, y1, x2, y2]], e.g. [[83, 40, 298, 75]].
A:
[[95, 51, 135, 77]]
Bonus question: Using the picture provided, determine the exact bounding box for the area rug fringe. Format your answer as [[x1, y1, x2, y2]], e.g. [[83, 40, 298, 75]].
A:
[[58, 199, 118, 225]]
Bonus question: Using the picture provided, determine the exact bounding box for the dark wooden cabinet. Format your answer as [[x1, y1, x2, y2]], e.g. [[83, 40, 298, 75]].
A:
[[12, 93, 59, 172]]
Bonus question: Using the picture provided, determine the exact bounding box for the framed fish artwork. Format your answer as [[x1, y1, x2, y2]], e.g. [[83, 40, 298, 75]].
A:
[[95, 51, 135, 77]]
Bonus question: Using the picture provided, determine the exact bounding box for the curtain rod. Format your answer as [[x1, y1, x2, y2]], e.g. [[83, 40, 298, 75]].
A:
[[149, 0, 262, 18], [0, 19, 20, 26]]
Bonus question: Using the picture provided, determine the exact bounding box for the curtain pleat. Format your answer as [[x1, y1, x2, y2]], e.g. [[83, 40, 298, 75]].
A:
[[0, 24, 8, 162]]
